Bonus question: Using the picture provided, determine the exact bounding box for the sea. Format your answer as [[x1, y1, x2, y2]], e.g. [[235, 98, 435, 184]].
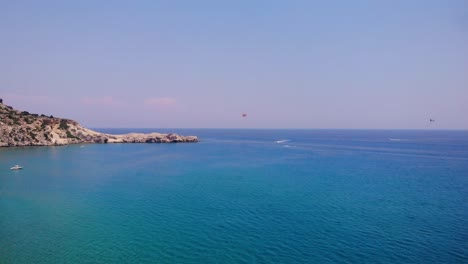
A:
[[0, 129, 467, 263]]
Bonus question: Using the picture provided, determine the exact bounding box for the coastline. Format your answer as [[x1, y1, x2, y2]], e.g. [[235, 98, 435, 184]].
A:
[[0, 102, 198, 147]]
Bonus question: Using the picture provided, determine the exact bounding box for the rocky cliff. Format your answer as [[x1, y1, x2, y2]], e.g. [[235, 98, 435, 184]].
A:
[[0, 101, 198, 147]]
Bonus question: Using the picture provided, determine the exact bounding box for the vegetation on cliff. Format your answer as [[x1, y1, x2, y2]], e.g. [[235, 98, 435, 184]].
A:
[[0, 99, 198, 147]]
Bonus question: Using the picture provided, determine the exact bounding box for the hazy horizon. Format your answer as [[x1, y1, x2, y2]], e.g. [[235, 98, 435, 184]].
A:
[[1, 1, 467, 129]]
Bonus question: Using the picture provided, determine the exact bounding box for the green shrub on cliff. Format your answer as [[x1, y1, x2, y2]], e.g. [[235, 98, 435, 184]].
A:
[[24, 117, 33, 124], [66, 131, 79, 139], [59, 120, 69, 130], [41, 119, 51, 129]]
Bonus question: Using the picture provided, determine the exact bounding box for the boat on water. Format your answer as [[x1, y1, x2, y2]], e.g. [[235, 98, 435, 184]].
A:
[[10, 165, 23, 170]]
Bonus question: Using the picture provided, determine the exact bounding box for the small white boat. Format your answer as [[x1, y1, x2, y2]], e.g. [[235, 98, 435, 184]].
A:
[[10, 165, 23, 170]]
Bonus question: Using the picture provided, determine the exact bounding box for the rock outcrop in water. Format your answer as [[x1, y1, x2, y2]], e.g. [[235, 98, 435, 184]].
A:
[[0, 100, 198, 147]]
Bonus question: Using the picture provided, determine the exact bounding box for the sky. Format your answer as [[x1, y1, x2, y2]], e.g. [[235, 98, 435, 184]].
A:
[[1, 0, 467, 129]]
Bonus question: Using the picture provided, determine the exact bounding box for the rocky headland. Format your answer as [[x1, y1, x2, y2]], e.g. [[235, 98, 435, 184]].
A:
[[0, 100, 198, 147]]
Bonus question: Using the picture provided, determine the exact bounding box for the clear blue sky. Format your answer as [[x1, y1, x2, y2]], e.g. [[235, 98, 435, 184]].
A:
[[1, 0, 467, 129]]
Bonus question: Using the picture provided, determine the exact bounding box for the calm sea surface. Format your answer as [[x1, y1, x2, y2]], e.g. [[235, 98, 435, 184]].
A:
[[1, 129, 467, 263]]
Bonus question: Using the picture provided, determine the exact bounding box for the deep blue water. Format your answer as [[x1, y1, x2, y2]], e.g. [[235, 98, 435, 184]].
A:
[[1, 129, 467, 263]]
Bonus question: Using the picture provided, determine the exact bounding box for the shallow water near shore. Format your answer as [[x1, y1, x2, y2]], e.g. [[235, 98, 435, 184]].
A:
[[1, 129, 467, 263]]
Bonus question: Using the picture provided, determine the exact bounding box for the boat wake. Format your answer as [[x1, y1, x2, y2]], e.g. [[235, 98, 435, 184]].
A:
[[10, 165, 23, 170], [275, 139, 290, 144]]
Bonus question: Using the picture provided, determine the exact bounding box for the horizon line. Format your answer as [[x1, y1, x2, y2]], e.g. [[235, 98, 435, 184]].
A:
[[90, 127, 468, 131]]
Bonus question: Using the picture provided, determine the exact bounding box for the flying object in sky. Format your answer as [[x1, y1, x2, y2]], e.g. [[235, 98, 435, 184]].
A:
[[429, 119, 435, 123], [242, 113, 247, 118]]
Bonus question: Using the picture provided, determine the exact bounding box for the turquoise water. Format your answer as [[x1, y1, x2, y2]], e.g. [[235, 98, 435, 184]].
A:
[[1, 129, 467, 263]]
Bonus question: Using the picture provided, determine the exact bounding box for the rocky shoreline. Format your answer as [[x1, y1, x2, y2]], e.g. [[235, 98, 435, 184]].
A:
[[0, 101, 198, 147]]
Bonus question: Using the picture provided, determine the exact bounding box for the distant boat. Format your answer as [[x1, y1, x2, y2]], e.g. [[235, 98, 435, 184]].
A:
[[10, 165, 23, 170]]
